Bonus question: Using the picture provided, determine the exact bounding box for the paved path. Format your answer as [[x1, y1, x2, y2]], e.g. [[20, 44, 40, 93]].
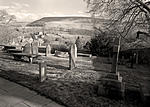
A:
[[0, 77, 65, 107]]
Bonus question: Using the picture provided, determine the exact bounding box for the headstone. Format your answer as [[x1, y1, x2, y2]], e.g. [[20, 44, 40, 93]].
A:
[[97, 37, 125, 99], [23, 43, 32, 54], [31, 40, 39, 55], [136, 51, 139, 64], [111, 37, 121, 73], [69, 44, 76, 70], [39, 61, 47, 82], [46, 44, 51, 56], [74, 44, 77, 58]]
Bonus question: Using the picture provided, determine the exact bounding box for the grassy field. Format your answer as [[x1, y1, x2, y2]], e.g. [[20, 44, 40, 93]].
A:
[[0, 49, 149, 107]]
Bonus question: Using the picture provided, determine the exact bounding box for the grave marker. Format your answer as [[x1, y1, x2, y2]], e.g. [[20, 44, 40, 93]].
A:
[[69, 44, 76, 70], [23, 43, 32, 54], [39, 61, 47, 82], [111, 37, 121, 73], [97, 37, 125, 99], [31, 40, 39, 55], [46, 44, 51, 56], [75, 44, 77, 58]]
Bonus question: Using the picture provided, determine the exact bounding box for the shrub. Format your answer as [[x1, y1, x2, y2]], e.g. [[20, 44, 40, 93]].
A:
[[51, 44, 69, 53], [90, 33, 113, 57]]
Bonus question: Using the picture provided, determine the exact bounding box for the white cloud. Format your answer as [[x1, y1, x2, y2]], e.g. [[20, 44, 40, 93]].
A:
[[0, 1, 89, 22], [0, 6, 9, 9]]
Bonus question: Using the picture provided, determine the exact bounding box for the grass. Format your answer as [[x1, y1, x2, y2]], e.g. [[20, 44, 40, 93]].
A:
[[0, 50, 149, 107]]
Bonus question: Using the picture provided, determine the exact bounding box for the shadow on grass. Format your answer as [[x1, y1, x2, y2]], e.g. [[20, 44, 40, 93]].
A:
[[47, 64, 69, 70], [0, 68, 66, 107]]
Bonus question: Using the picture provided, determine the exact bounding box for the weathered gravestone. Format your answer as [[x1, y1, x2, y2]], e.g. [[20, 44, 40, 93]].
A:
[[111, 37, 120, 73], [46, 44, 51, 56], [69, 44, 77, 70], [97, 37, 125, 99], [23, 43, 32, 54], [39, 61, 47, 82], [74, 44, 77, 58], [31, 40, 39, 55]]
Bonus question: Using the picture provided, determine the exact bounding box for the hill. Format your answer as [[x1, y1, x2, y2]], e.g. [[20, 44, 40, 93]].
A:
[[26, 16, 105, 28]]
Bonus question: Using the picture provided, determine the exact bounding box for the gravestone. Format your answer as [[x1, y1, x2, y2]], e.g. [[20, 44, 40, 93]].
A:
[[31, 40, 39, 55], [69, 44, 76, 70], [39, 61, 47, 82], [23, 43, 32, 54], [97, 37, 125, 99], [111, 37, 120, 73], [75, 44, 77, 58], [46, 44, 51, 56]]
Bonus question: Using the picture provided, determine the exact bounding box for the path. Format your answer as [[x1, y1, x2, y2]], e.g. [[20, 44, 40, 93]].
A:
[[0, 77, 65, 107]]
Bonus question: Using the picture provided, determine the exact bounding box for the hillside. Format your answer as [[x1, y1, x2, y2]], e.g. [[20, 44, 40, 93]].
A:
[[26, 16, 105, 28]]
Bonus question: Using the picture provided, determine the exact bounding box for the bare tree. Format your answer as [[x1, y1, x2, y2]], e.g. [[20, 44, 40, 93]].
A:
[[0, 10, 16, 25], [84, 0, 150, 38]]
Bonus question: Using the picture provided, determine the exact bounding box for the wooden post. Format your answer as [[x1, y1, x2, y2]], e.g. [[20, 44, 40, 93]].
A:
[[111, 37, 121, 74]]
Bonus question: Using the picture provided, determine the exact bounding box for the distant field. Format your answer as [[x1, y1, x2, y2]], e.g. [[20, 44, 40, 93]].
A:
[[0, 17, 105, 46]]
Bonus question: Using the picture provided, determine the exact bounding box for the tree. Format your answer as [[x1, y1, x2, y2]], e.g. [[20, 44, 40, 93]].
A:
[[0, 10, 17, 44], [90, 31, 113, 56], [84, 0, 150, 38], [0, 10, 16, 25]]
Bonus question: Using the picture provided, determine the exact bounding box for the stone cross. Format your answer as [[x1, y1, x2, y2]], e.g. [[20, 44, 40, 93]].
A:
[[111, 37, 121, 73], [23, 43, 32, 54], [69, 44, 76, 70], [31, 40, 39, 55], [46, 44, 51, 56]]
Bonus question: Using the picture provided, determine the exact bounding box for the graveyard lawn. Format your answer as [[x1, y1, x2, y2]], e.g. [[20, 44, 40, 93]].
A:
[[0, 51, 149, 107]]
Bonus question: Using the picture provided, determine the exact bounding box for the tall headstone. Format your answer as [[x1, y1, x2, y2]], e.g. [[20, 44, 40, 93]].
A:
[[23, 43, 32, 54], [97, 37, 125, 99], [39, 61, 47, 82], [69, 44, 76, 70], [74, 44, 77, 58], [111, 37, 121, 73], [31, 40, 39, 55], [136, 51, 139, 64], [46, 44, 51, 56]]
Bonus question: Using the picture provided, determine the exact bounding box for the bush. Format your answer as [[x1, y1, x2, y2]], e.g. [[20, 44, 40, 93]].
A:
[[51, 44, 69, 53], [90, 33, 113, 57]]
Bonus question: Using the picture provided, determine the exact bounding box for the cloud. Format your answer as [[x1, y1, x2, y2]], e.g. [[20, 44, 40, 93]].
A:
[[0, 2, 33, 21], [0, 6, 9, 9], [0, 1, 89, 22]]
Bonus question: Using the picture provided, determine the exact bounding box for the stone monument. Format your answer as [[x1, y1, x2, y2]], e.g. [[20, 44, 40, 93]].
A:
[[39, 61, 47, 82], [23, 43, 32, 54], [46, 44, 51, 56], [97, 37, 125, 99], [31, 40, 39, 55], [69, 44, 76, 70]]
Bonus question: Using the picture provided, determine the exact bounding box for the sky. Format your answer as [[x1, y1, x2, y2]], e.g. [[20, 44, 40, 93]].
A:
[[0, 0, 89, 22]]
